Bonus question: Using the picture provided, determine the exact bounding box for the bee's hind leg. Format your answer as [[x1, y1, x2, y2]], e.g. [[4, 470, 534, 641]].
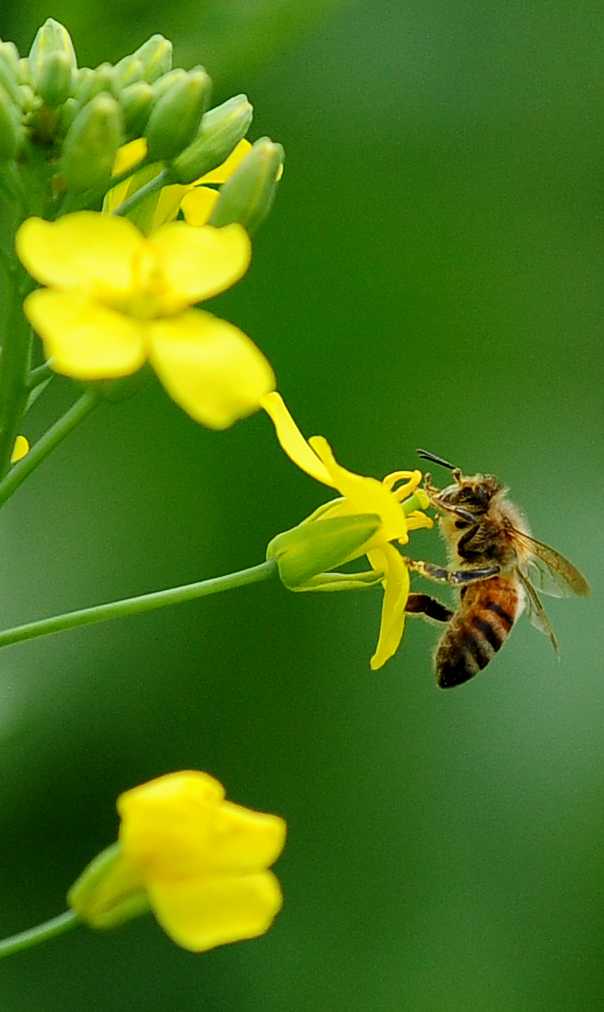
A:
[[405, 594, 453, 623]]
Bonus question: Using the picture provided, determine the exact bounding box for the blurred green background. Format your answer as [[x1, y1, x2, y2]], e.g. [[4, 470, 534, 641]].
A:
[[0, 1, 602, 1009]]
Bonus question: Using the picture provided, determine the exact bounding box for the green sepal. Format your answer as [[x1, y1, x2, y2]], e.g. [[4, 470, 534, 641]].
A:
[[295, 569, 384, 592], [209, 136, 284, 234], [132, 35, 173, 84], [67, 841, 150, 930], [144, 68, 211, 162], [29, 19, 77, 73], [171, 94, 253, 185], [33, 51, 73, 108], [60, 91, 123, 193], [267, 513, 380, 589]]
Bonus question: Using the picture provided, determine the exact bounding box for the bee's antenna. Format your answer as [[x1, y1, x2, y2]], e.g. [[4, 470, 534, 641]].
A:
[[416, 449, 457, 471]]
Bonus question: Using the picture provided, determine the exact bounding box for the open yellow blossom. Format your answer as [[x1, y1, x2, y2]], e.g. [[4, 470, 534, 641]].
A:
[[261, 392, 433, 669], [106, 137, 252, 231], [68, 770, 286, 952], [16, 212, 275, 428]]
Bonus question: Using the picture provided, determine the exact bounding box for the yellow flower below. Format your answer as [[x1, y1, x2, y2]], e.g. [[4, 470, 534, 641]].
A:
[[16, 212, 275, 429], [261, 392, 433, 669], [69, 770, 286, 952]]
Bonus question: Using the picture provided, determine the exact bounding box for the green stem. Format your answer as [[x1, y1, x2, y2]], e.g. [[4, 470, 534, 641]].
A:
[[0, 390, 100, 508], [27, 360, 55, 390], [0, 278, 33, 478], [0, 910, 81, 960], [112, 167, 171, 217], [0, 559, 277, 651]]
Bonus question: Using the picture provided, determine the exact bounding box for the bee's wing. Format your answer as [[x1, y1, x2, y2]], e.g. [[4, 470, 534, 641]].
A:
[[511, 529, 590, 599], [516, 569, 559, 655]]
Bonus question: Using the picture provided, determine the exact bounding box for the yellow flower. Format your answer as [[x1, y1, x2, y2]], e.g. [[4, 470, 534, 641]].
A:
[[16, 212, 275, 429], [106, 137, 252, 231], [261, 392, 433, 669], [69, 770, 286, 952]]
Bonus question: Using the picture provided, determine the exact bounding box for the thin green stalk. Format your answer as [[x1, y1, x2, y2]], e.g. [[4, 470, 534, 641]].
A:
[[27, 360, 55, 390], [0, 389, 100, 508], [0, 278, 33, 477], [0, 559, 277, 650], [0, 910, 81, 960], [112, 167, 171, 217]]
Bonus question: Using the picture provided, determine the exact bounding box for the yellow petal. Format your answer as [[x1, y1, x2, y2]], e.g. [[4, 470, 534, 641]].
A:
[[119, 771, 226, 878], [119, 770, 285, 878], [260, 392, 335, 487], [180, 186, 220, 226], [150, 222, 251, 311], [24, 289, 146, 379], [309, 437, 409, 544], [148, 310, 275, 429], [149, 183, 190, 230], [148, 871, 283, 951], [11, 435, 28, 463], [16, 213, 142, 300], [197, 139, 252, 185], [105, 139, 150, 214], [112, 138, 148, 176], [368, 544, 410, 670]]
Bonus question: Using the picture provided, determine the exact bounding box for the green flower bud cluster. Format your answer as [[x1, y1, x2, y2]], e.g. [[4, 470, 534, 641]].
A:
[[0, 17, 283, 232]]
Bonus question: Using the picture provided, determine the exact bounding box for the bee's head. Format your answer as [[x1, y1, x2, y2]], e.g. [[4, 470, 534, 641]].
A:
[[416, 450, 501, 520]]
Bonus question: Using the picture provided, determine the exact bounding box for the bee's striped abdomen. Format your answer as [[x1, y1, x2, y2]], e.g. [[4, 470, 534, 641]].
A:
[[436, 577, 521, 688]]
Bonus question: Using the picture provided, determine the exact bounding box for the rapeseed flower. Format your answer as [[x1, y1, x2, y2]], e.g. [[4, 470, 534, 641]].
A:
[[16, 211, 274, 428], [68, 770, 286, 952], [262, 392, 433, 669]]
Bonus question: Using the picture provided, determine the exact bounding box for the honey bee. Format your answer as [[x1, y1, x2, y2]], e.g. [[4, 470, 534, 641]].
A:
[[403, 450, 590, 688]]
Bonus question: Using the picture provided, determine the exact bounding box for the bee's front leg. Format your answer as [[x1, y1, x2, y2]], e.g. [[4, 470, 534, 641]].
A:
[[403, 558, 500, 586]]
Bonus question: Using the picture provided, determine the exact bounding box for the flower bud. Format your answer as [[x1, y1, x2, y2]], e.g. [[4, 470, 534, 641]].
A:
[[0, 42, 19, 76], [144, 68, 211, 162], [17, 84, 36, 114], [61, 91, 122, 192], [171, 94, 253, 185], [29, 19, 77, 75], [73, 64, 113, 112], [68, 842, 150, 930], [0, 49, 21, 106], [16, 58, 30, 85], [118, 80, 153, 138], [57, 96, 77, 136], [149, 67, 185, 103], [267, 514, 381, 590], [0, 81, 23, 160], [209, 137, 284, 234], [33, 51, 73, 107], [109, 56, 143, 96], [132, 34, 173, 83]]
